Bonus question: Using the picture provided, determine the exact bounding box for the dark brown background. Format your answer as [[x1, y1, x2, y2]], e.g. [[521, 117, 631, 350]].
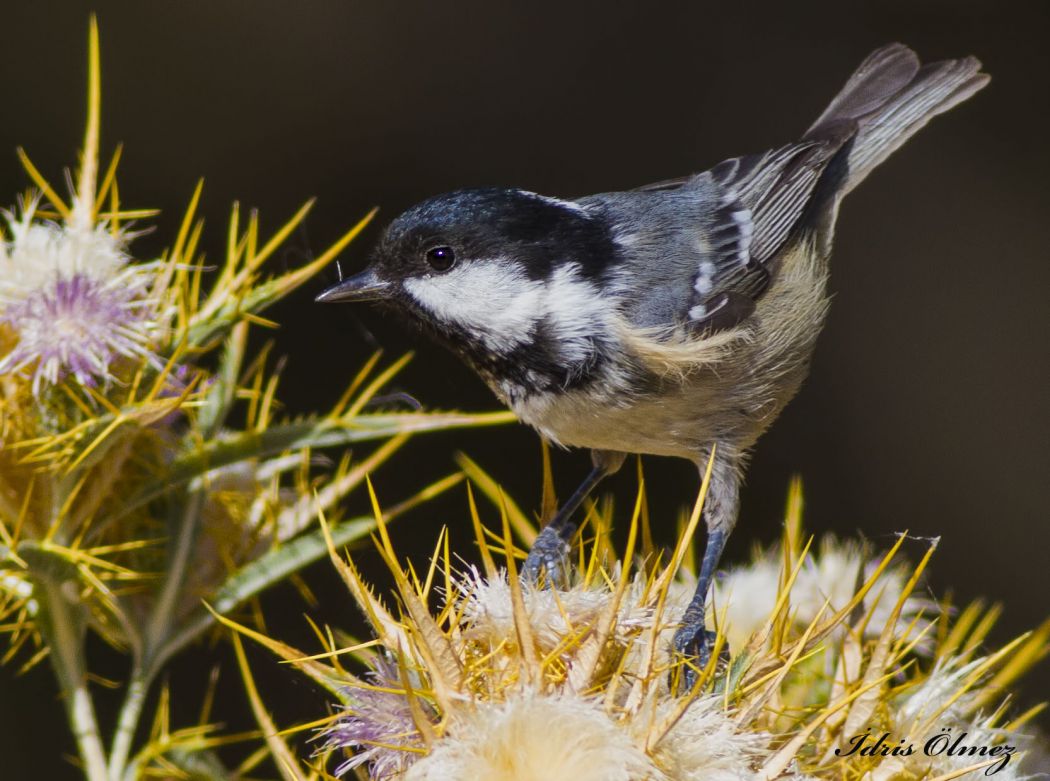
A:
[[1, 1, 1047, 777]]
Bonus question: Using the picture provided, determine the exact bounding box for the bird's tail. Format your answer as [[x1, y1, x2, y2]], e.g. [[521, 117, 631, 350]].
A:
[[805, 44, 989, 196]]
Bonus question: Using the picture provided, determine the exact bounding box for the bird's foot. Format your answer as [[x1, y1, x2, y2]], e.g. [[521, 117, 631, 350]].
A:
[[670, 625, 730, 695], [522, 524, 571, 588]]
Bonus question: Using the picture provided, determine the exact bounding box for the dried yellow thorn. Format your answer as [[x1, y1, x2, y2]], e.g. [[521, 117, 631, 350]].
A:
[[500, 493, 539, 683], [93, 143, 122, 214], [71, 14, 101, 229], [17, 148, 71, 219], [467, 482, 499, 580], [289, 638, 384, 664], [343, 352, 413, 419], [231, 632, 308, 781]]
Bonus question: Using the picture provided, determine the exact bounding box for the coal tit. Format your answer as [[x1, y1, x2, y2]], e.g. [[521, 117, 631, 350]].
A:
[[317, 44, 988, 688]]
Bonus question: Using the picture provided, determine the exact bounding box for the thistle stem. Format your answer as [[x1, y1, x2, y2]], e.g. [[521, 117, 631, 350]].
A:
[[41, 579, 110, 781], [114, 491, 205, 780], [145, 490, 205, 658], [107, 665, 149, 781]]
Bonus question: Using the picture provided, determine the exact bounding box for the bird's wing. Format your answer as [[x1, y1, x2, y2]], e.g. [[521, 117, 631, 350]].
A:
[[670, 137, 850, 334]]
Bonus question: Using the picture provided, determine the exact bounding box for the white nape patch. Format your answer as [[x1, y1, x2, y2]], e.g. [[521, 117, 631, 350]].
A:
[[543, 264, 606, 364], [614, 232, 639, 249], [689, 304, 707, 320], [404, 260, 544, 353], [516, 189, 591, 217]]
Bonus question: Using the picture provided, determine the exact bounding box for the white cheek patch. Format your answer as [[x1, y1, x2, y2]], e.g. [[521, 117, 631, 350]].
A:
[[403, 261, 609, 366], [403, 261, 544, 353]]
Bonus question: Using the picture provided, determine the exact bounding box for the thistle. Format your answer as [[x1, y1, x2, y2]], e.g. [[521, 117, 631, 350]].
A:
[[225, 460, 1049, 781], [0, 19, 509, 781], [0, 198, 164, 395]]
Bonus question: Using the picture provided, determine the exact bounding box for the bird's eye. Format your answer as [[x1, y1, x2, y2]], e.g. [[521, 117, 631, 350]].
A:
[[424, 246, 456, 272]]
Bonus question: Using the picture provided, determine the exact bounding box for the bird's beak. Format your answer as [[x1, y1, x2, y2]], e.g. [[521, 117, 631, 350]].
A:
[[315, 268, 390, 303]]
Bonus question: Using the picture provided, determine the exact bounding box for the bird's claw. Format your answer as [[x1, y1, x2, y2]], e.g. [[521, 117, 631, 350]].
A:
[[670, 626, 730, 695], [522, 525, 570, 587]]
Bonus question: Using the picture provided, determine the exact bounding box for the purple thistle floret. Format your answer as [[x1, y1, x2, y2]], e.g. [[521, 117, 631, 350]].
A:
[[0, 270, 156, 395], [322, 656, 434, 779]]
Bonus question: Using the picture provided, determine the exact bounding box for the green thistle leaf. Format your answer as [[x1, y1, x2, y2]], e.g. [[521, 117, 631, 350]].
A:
[[160, 514, 376, 663], [109, 410, 512, 524]]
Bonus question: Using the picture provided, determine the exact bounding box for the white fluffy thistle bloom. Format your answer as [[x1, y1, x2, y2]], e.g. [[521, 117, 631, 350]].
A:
[[404, 692, 659, 781], [0, 198, 163, 394], [708, 537, 937, 653], [459, 565, 652, 652], [636, 695, 810, 781]]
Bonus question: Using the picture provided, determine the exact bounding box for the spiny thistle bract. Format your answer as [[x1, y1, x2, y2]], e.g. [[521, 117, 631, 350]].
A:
[[0, 19, 510, 781], [224, 460, 1049, 781]]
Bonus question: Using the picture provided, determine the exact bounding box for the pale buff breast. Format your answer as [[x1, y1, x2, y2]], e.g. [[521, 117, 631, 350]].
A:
[[505, 242, 830, 460]]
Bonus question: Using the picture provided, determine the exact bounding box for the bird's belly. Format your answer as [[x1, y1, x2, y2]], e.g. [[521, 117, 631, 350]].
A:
[[509, 381, 743, 460]]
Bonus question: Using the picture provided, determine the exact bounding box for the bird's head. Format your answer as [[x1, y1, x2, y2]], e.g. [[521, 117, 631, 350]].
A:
[[317, 187, 615, 362]]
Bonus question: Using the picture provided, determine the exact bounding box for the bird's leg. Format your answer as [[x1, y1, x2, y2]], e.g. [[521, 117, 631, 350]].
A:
[[671, 450, 739, 694], [671, 528, 728, 692], [521, 465, 605, 584], [523, 449, 625, 586]]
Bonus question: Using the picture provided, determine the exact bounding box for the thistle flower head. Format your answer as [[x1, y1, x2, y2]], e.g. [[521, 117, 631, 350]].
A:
[[458, 565, 652, 651], [710, 536, 937, 653], [404, 692, 659, 781], [637, 695, 798, 781], [0, 202, 161, 394], [324, 656, 432, 779], [286, 474, 1049, 781]]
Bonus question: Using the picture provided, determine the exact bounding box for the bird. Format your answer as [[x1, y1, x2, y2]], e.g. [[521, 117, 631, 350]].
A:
[[316, 43, 988, 690]]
